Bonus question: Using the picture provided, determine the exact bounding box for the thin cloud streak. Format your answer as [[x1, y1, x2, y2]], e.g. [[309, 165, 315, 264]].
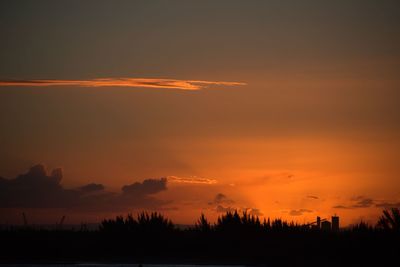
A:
[[167, 175, 218, 185], [0, 78, 246, 90]]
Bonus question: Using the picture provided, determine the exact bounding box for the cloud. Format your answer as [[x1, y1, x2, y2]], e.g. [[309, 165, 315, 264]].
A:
[[167, 175, 217, 185], [216, 205, 236, 213], [0, 164, 79, 208], [79, 183, 105, 193], [0, 164, 168, 211], [209, 193, 235, 206], [351, 196, 374, 208], [333, 196, 375, 209], [375, 202, 400, 208], [289, 209, 313, 216], [122, 178, 167, 196], [334, 196, 400, 210], [0, 78, 246, 91], [116, 178, 169, 210], [207, 193, 263, 216], [306, 195, 319, 200], [333, 205, 351, 209], [215, 205, 263, 216], [209, 193, 235, 213], [245, 208, 264, 216]]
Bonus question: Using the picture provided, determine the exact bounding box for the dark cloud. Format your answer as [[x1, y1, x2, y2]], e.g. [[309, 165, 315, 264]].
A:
[[351, 196, 374, 208], [214, 193, 227, 204], [122, 178, 167, 196], [0, 164, 79, 208], [335, 196, 400, 210], [209, 193, 263, 216], [246, 208, 263, 216], [0, 164, 168, 211], [79, 183, 105, 193], [208, 193, 234, 206], [209, 193, 236, 213], [216, 205, 235, 213], [375, 202, 400, 208], [215, 205, 263, 216], [116, 178, 169, 210], [333, 196, 375, 209], [289, 209, 313, 216], [333, 205, 351, 209]]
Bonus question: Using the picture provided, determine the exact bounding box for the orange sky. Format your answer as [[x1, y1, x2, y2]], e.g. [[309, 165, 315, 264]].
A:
[[1, 1, 400, 227]]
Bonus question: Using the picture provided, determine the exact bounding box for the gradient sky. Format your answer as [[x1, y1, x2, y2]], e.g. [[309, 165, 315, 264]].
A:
[[1, 0, 400, 226]]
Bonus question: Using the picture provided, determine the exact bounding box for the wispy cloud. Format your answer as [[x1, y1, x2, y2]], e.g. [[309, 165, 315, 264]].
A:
[[167, 175, 218, 185], [0, 78, 246, 90], [333, 196, 375, 209], [289, 209, 313, 216]]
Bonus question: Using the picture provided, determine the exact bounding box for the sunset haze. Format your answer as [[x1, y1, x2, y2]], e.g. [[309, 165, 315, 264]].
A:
[[1, 0, 400, 227]]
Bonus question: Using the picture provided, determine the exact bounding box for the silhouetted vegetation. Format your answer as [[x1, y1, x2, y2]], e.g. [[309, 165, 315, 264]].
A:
[[0, 209, 399, 266], [100, 212, 174, 233], [377, 208, 400, 231]]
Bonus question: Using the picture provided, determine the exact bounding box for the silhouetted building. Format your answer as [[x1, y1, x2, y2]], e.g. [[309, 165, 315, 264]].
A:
[[317, 216, 321, 229], [321, 220, 331, 231], [332, 215, 339, 231]]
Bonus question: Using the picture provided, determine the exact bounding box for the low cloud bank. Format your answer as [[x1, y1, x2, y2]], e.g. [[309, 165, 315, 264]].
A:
[[333, 195, 400, 210], [0, 164, 168, 211]]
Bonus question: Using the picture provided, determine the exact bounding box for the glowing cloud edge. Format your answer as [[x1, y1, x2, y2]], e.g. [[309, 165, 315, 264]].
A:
[[0, 78, 246, 90]]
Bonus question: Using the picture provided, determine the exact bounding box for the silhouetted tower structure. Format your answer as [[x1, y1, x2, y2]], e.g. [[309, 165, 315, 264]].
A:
[[317, 216, 321, 229], [56, 216, 66, 230], [321, 220, 331, 231], [332, 215, 339, 231], [22, 212, 28, 227]]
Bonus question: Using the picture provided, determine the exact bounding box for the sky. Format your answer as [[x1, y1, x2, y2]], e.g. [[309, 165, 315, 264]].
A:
[[0, 0, 400, 226]]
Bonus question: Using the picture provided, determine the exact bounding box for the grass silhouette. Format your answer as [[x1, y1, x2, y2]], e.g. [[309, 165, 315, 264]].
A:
[[0, 209, 399, 266]]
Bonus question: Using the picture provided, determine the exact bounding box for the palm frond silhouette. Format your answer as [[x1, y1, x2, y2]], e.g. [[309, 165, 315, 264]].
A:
[[377, 208, 400, 231]]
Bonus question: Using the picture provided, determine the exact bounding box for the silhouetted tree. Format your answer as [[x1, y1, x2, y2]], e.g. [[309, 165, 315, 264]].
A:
[[377, 208, 400, 231], [136, 211, 174, 233], [351, 221, 373, 232], [195, 213, 211, 232], [263, 217, 271, 230], [99, 212, 174, 233]]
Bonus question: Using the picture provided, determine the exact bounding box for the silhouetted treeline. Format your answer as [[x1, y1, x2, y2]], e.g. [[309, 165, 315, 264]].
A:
[[0, 209, 399, 266]]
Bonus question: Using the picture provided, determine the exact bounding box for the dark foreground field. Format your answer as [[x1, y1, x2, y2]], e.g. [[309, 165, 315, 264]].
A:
[[1, 211, 399, 266]]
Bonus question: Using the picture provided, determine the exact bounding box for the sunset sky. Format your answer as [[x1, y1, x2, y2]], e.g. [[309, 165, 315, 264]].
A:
[[1, 0, 400, 226]]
